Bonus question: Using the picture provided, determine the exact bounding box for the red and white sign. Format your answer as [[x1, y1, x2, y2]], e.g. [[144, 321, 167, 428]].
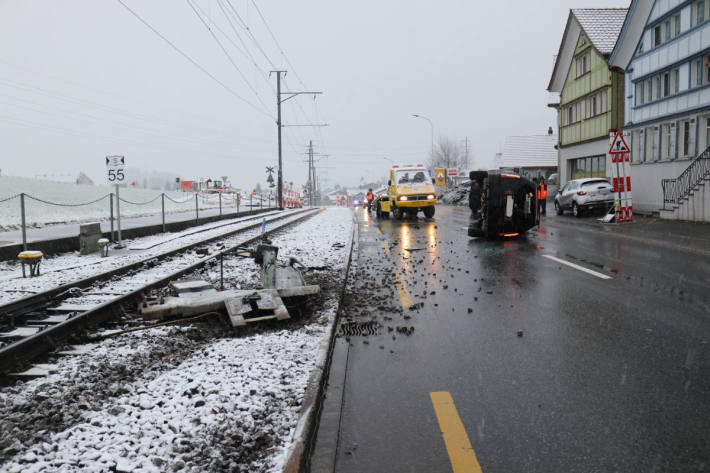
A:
[[607, 131, 633, 223], [447, 169, 458, 177], [609, 131, 630, 155]]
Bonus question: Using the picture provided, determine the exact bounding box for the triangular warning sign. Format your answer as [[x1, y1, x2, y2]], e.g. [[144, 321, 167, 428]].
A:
[[609, 132, 630, 154]]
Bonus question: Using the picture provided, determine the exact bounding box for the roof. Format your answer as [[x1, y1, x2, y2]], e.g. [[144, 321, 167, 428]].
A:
[[547, 7, 628, 92], [498, 135, 558, 169], [572, 8, 628, 55], [609, 0, 654, 69]]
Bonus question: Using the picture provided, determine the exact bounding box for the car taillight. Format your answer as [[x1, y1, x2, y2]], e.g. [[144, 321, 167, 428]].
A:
[[577, 191, 587, 195]]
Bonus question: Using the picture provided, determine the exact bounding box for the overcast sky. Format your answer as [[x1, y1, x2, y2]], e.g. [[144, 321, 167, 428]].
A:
[[0, 0, 629, 190]]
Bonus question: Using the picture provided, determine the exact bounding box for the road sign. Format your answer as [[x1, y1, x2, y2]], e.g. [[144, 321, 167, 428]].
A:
[[609, 131, 630, 154], [435, 168, 446, 186], [105, 155, 125, 183], [447, 169, 458, 177]]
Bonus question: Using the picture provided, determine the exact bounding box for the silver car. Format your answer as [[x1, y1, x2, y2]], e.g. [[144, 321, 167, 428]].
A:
[[554, 178, 614, 217]]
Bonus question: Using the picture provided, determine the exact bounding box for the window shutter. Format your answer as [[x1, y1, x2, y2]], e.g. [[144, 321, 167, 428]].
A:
[[653, 126, 660, 161], [639, 129, 645, 162], [689, 118, 697, 157], [670, 122, 677, 159]]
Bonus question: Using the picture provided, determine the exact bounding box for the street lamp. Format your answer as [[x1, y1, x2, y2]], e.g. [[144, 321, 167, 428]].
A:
[[412, 114, 434, 157]]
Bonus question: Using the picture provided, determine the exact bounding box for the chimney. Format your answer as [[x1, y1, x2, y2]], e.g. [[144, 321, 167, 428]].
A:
[[547, 126, 553, 135]]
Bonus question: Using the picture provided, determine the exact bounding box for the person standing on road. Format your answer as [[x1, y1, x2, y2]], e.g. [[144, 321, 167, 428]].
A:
[[366, 188, 374, 211], [469, 179, 482, 217], [539, 177, 547, 215]]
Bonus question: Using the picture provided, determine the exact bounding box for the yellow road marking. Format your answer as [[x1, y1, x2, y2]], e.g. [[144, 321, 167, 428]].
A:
[[379, 241, 414, 308], [430, 391, 483, 473]]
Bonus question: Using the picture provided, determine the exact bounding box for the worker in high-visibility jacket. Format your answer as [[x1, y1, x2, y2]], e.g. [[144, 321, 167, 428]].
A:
[[366, 189, 374, 211], [539, 177, 548, 215]]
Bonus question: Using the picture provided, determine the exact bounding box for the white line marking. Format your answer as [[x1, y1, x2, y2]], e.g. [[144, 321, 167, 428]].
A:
[[542, 254, 612, 280]]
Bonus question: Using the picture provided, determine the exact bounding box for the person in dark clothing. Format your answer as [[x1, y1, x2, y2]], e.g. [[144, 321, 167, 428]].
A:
[[469, 179, 482, 217]]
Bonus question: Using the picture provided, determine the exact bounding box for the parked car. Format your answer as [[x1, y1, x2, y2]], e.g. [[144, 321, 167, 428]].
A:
[[554, 178, 613, 217], [547, 173, 558, 185]]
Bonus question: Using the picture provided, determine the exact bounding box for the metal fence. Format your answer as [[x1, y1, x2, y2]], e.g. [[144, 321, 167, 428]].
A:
[[0, 191, 283, 251]]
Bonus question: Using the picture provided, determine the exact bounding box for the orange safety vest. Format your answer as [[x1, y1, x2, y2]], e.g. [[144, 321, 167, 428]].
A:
[[540, 182, 548, 200], [367, 192, 374, 201]]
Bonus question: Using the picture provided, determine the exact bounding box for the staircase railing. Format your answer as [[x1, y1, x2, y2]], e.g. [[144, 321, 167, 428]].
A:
[[662, 146, 710, 209]]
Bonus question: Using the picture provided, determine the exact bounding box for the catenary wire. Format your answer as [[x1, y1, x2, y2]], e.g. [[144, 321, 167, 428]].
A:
[[114, 0, 274, 119]]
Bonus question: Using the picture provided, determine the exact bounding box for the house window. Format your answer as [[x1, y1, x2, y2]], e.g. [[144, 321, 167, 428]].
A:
[[695, 0, 705, 26], [662, 124, 671, 160], [674, 13, 681, 36], [673, 68, 679, 93], [635, 82, 643, 106], [653, 25, 662, 47], [645, 127, 654, 162], [663, 72, 670, 97], [664, 20, 671, 42], [681, 120, 691, 156], [646, 78, 652, 102], [575, 51, 591, 77], [570, 156, 606, 179], [600, 89, 608, 112], [632, 130, 642, 163]]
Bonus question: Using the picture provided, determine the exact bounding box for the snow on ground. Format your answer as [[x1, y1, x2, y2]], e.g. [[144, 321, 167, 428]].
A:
[[0, 207, 353, 473], [0, 176, 269, 231], [0, 210, 289, 305]]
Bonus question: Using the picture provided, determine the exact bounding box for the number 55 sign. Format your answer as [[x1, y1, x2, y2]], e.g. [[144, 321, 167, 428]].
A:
[[106, 155, 125, 183]]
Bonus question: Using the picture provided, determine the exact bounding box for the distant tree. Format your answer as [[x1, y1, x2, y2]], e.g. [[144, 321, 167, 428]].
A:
[[428, 136, 467, 170]]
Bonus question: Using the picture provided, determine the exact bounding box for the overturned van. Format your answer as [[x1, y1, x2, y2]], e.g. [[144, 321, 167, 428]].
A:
[[467, 170, 539, 239]]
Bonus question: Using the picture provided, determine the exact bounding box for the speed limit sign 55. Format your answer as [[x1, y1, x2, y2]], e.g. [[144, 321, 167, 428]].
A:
[[106, 155, 126, 183]]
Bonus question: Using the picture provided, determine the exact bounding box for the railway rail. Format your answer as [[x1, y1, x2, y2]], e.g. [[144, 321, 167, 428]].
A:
[[0, 208, 323, 376]]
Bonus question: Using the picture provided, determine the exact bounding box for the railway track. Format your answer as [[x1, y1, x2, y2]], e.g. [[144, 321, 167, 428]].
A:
[[0, 207, 323, 376]]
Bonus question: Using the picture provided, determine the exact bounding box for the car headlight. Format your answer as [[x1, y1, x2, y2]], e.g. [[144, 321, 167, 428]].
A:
[[427, 194, 435, 200], [399, 196, 408, 201]]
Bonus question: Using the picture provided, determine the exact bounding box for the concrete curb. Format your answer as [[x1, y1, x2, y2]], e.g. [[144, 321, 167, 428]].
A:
[[282, 209, 358, 473]]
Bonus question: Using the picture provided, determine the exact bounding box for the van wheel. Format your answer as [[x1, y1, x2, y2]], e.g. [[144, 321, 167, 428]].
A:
[[393, 206, 404, 220], [376, 203, 382, 218], [555, 201, 563, 215], [423, 206, 435, 218]]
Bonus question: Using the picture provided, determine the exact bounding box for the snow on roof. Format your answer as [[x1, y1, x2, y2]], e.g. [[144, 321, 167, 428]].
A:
[[571, 8, 628, 55], [498, 135, 558, 169]]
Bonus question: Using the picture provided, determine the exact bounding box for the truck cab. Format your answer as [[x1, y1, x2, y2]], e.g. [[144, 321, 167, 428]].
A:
[[376, 164, 437, 219]]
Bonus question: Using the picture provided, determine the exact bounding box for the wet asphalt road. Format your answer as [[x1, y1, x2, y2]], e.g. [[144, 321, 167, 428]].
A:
[[310, 205, 710, 473]]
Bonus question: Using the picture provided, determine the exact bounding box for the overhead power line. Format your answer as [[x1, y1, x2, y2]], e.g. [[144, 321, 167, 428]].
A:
[[249, 0, 308, 91], [115, 0, 273, 119], [185, 0, 272, 115]]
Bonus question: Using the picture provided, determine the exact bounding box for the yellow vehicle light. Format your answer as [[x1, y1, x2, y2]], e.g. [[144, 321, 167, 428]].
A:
[[427, 194, 435, 200], [399, 196, 408, 201]]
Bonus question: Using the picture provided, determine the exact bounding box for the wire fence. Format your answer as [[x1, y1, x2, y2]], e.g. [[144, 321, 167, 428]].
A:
[[0, 190, 285, 251]]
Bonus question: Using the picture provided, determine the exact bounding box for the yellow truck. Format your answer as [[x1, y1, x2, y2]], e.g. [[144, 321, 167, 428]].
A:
[[374, 164, 437, 219]]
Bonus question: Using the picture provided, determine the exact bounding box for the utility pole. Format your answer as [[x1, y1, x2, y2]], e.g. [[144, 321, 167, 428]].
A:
[[464, 136, 470, 170], [270, 70, 322, 210], [308, 140, 314, 206]]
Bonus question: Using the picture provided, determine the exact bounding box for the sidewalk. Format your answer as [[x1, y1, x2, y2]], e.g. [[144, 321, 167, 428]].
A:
[[540, 210, 710, 255]]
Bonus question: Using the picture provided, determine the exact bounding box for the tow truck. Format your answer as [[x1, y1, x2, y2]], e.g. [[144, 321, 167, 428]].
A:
[[374, 164, 437, 219], [467, 170, 539, 238]]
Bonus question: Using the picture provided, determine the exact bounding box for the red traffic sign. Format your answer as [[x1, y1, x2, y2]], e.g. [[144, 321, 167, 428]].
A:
[[447, 169, 458, 176], [609, 131, 630, 154]]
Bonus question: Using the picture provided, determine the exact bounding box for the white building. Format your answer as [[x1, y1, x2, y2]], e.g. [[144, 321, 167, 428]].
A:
[[497, 132, 559, 179], [610, 0, 710, 221]]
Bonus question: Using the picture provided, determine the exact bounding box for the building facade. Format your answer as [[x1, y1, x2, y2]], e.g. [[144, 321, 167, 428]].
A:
[[548, 9, 628, 187], [610, 0, 710, 220]]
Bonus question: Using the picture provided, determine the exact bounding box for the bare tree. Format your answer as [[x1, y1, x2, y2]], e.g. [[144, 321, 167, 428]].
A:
[[428, 136, 467, 170]]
